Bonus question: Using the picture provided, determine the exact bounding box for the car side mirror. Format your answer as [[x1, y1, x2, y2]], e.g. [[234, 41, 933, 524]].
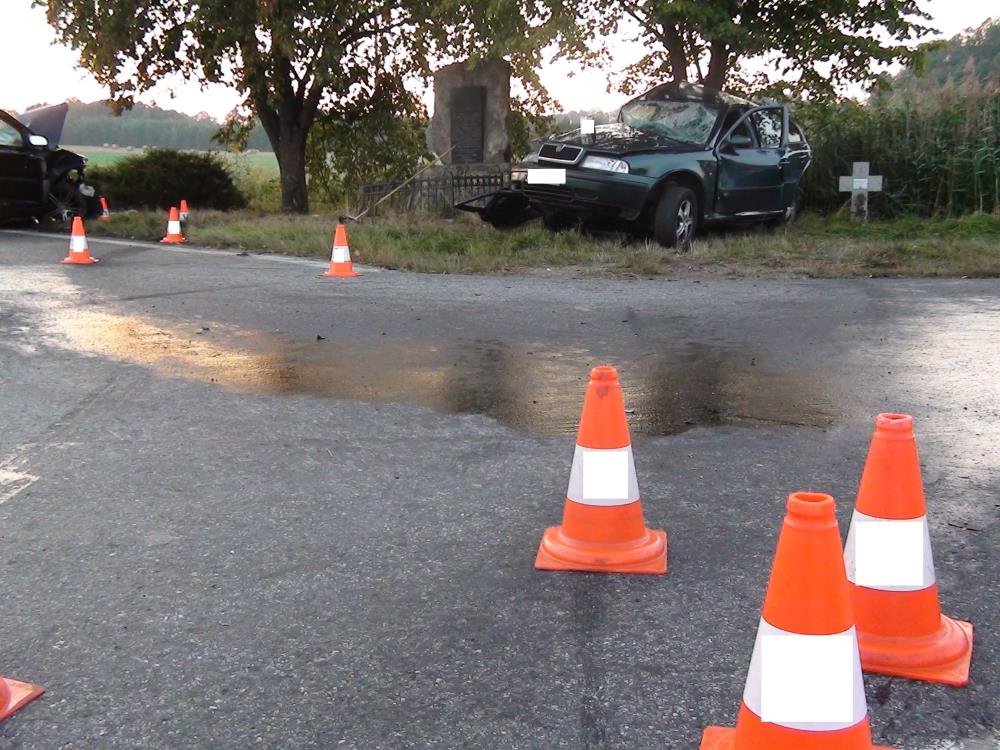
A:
[[28, 134, 48, 148], [729, 133, 753, 149]]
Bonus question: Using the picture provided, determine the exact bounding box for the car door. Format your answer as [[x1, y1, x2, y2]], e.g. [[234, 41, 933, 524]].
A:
[[714, 105, 787, 215], [780, 120, 812, 208], [0, 112, 45, 210]]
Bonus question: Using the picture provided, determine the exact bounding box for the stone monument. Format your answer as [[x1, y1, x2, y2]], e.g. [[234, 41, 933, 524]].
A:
[[431, 59, 511, 165]]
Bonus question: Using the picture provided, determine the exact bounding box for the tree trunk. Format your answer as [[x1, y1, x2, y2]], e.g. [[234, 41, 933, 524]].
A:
[[276, 132, 309, 214], [705, 41, 730, 91], [660, 22, 690, 82], [253, 75, 316, 215]]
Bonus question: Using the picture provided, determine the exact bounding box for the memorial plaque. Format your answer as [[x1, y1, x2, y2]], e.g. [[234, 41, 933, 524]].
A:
[[431, 59, 511, 165], [450, 86, 486, 164]]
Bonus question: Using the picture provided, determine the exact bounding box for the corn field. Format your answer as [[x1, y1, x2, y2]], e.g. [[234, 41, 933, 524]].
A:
[[797, 86, 1000, 217]]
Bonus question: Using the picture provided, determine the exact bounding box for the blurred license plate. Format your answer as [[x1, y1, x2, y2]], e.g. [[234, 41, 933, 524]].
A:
[[527, 169, 566, 185]]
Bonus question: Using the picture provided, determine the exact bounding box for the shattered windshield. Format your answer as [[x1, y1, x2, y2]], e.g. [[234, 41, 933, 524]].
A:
[[619, 100, 720, 145]]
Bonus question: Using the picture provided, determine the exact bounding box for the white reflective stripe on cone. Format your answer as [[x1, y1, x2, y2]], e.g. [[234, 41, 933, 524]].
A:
[[168, 221, 181, 233], [742, 618, 867, 731], [70, 235, 88, 252], [844, 510, 935, 591], [566, 445, 640, 506], [333, 245, 350, 264]]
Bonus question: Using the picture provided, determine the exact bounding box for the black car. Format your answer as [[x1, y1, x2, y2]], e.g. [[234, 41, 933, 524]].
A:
[[0, 103, 101, 223], [460, 83, 812, 249]]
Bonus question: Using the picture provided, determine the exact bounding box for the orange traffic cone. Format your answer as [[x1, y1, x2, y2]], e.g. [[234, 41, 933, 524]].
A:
[[160, 207, 185, 244], [99, 196, 111, 221], [322, 223, 360, 278], [535, 365, 666, 574], [844, 413, 973, 686], [179, 199, 190, 223], [701, 492, 893, 750], [61, 216, 98, 265], [0, 672, 44, 722]]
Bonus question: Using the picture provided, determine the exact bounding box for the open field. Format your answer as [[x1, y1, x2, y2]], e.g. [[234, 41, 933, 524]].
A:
[[85, 210, 1000, 278], [68, 144, 279, 175]]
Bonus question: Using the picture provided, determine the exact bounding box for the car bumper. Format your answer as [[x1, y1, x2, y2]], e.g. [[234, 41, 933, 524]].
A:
[[512, 169, 655, 221]]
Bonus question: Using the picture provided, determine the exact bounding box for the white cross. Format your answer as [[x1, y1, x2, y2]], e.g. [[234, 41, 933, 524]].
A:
[[839, 162, 884, 222]]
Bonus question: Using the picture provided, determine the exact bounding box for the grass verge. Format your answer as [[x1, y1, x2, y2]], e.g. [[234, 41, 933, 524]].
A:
[[85, 210, 1000, 278]]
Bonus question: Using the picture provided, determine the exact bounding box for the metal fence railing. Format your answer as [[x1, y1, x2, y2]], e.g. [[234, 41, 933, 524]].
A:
[[360, 166, 509, 215]]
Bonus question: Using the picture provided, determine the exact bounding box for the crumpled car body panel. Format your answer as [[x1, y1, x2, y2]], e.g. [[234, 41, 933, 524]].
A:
[[0, 104, 100, 222], [18, 103, 69, 149]]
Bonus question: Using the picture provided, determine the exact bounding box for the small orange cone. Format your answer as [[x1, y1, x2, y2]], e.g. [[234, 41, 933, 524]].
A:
[[160, 207, 185, 244], [61, 216, 98, 265], [701, 492, 894, 750], [99, 196, 111, 221], [0, 672, 44, 722], [535, 365, 666, 574], [322, 223, 360, 278], [179, 199, 190, 223], [844, 413, 973, 686]]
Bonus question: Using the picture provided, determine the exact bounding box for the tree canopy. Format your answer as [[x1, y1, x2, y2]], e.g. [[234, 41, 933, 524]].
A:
[[40, 0, 564, 212], [891, 17, 1000, 96], [566, 0, 935, 98]]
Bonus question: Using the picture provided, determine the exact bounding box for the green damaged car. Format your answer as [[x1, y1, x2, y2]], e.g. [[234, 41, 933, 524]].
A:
[[458, 83, 811, 250]]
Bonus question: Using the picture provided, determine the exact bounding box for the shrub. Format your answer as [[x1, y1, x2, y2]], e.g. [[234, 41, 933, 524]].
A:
[[305, 76, 430, 207], [87, 148, 247, 211], [225, 157, 281, 212]]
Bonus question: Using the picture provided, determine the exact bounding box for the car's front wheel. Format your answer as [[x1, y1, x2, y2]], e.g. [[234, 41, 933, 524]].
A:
[[42, 178, 89, 223], [653, 186, 698, 251], [541, 211, 574, 233]]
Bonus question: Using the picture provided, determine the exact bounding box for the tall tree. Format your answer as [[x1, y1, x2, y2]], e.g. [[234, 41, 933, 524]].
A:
[[41, 0, 447, 212], [40, 0, 568, 213], [569, 0, 935, 97]]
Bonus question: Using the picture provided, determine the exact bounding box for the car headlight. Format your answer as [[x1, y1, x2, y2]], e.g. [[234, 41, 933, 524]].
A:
[[511, 169, 528, 183], [581, 155, 629, 174]]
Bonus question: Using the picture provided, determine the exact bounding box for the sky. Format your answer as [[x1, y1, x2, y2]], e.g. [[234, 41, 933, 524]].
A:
[[1, 1, 995, 121]]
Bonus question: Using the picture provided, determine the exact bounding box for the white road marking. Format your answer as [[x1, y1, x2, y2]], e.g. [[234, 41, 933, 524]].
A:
[[0, 466, 39, 506]]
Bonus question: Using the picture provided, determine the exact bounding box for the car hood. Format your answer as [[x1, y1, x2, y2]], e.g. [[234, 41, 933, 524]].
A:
[[550, 122, 703, 155], [18, 103, 69, 148]]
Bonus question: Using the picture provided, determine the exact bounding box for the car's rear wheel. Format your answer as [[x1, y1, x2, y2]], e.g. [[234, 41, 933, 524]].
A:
[[653, 186, 698, 251]]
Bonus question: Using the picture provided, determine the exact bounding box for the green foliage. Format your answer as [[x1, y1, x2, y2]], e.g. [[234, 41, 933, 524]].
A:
[[509, 99, 558, 159], [563, 0, 934, 97], [39, 0, 566, 213], [891, 19, 1000, 98], [305, 78, 430, 206], [85, 209, 1000, 278], [87, 149, 247, 211], [224, 157, 282, 212], [796, 86, 1000, 217]]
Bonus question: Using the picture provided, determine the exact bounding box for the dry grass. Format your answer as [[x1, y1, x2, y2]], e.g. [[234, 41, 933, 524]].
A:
[[85, 209, 1000, 278]]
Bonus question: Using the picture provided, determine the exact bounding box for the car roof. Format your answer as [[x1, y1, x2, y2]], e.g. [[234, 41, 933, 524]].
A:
[[626, 82, 756, 109]]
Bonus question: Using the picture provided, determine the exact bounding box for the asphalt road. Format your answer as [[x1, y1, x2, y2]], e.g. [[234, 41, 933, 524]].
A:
[[1, 230, 997, 749]]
